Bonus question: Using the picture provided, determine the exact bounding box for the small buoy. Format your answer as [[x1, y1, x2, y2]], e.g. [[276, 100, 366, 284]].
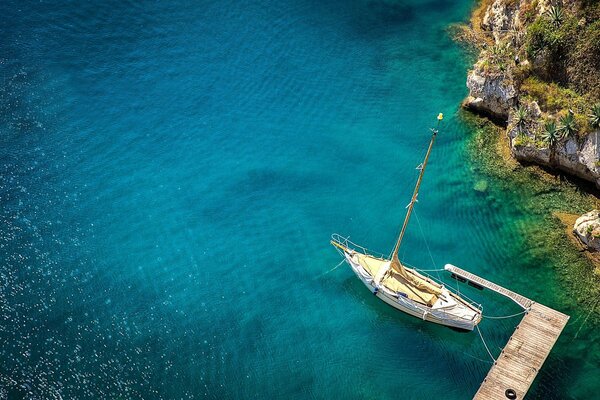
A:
[[437, 113, 444, 121], [505, 388, 517, 399], [373, 287, 379, 295]]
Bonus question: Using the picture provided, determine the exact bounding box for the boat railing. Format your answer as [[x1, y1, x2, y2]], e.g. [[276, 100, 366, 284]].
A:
[[331, 233, 390, 260], [403, 261, 483, 311]]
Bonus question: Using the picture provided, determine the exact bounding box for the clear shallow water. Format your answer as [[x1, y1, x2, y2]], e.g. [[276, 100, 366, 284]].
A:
[[0, 0, 598, 399]]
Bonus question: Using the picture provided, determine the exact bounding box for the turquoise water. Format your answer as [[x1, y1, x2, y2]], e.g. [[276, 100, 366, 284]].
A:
[[1, 0, 598, 398]]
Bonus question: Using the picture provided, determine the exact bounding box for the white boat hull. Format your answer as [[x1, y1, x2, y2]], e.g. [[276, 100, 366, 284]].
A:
[[345, 252, 480, 331]]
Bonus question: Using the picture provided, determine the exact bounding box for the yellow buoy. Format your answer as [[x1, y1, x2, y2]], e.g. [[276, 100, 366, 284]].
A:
[[437, 113, 444, 121]]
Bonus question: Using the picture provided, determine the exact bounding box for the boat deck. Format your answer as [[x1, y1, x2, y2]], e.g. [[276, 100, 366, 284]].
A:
[[444, 265, 570, 400]]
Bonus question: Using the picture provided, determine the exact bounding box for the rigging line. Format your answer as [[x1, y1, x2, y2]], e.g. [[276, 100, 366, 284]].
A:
[[414, 209, 441, 281], [482, 309, 528, 320], [476, 325, 497, 363], [389, 146, 427, 260]]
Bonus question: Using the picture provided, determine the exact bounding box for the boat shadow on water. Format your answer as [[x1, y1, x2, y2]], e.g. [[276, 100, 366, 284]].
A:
[[340, 275, 480, 341]]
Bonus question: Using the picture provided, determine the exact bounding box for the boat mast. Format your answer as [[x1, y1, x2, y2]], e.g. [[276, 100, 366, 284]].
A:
[[391, 114, 443, 261]]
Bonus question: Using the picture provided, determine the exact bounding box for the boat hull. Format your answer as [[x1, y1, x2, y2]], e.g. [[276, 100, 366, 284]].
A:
[[345, 253, 479, 331]]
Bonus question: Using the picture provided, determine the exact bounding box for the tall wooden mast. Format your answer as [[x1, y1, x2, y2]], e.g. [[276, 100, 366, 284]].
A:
[[391, 114, 443, 264]]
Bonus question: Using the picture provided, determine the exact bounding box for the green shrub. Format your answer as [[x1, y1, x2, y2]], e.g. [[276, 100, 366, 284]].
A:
[[567, 20, 600, 99], [513, 133, 533, 147], [587, 224, 594, 235], [589, 103, 600, 129], [483, 42, 514, 73], [520, 77, 587, 113], [513, 106, 528, 134], [574, 113, 592, 136], [525, 14, 579, 79]]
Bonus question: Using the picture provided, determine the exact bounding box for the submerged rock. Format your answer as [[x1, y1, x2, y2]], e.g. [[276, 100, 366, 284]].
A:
[[474, 179, 488, 192], [574, 210, 600, 252]]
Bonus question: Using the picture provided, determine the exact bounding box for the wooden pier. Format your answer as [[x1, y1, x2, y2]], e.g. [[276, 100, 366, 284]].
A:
[[444, 265, 570, 400]]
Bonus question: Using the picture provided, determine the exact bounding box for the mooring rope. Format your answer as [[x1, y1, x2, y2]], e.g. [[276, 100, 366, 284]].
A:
[[318, 258, 346, 278], [482, 308, 529, 320], [413, 268, 446, 272], [476, 325, 497, 363], [461, 350, 494, 365], [573, 296, 600, 340]]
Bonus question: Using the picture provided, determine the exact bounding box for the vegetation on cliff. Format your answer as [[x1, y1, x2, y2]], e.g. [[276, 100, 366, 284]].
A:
[[465, 0, 599, 124], [459, 0, 600, 188]]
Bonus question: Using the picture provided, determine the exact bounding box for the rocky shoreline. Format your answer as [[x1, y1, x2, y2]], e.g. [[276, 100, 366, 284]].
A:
[[463, 0, 600, 253]]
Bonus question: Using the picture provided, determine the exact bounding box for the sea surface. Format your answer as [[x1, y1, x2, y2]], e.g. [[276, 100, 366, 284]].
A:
[[1, 0, 598, 399]]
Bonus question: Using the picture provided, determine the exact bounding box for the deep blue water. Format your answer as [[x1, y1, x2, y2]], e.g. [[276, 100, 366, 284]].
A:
[[1, 1, 598, 399]]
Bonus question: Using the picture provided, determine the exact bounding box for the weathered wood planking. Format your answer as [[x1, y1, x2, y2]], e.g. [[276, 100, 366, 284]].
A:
[[445, 265, 533, 309], [444, 265, 569, 400]]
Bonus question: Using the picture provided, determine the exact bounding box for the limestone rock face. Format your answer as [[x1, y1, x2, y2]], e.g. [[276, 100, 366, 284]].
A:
[[465, 0, 523, 120], [510, 128, 600, 188], [574, 210, 600, 251], [466, 66, 517, 120], [481, 0, 520, 43], [464, 0, 600, 187]]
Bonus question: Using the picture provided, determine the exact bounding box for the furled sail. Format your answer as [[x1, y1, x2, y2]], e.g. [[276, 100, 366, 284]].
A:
[[389, 254, 441, 305]]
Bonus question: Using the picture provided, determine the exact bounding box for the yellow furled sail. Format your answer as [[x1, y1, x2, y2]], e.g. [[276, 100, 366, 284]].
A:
[[390, 254, 441, 305], [348, 250, 441, 306]]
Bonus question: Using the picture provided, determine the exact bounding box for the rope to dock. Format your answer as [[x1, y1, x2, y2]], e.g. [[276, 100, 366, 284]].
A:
[[461, 350, 494, 365], [413, 268, 445, 272], [482, 308, 528, 320], [476, 325, 497, 363]]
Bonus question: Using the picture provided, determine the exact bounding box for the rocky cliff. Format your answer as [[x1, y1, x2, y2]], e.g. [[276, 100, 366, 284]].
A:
[[464, 0, 600, 186]]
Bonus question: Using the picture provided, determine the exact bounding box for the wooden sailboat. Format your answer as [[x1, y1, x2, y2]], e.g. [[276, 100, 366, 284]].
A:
[[331, 114, 482, 331]]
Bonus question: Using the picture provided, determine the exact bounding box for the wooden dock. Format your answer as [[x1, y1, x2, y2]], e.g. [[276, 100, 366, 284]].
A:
[[444, 265, 570, 400]]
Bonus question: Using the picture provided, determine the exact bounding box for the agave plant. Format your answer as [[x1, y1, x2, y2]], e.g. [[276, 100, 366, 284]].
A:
[[542, 120, 561, 166], [546, 5, 564, 27], [541, 121, 559, 146], [489, 44, 507, 58], [558, 111, 577, 139], [589, 103, 600, 129], [513, 106, 528, 135]]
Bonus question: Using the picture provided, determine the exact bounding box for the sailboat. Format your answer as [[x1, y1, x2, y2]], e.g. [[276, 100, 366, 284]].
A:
[[331, 114, 482, 331]]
